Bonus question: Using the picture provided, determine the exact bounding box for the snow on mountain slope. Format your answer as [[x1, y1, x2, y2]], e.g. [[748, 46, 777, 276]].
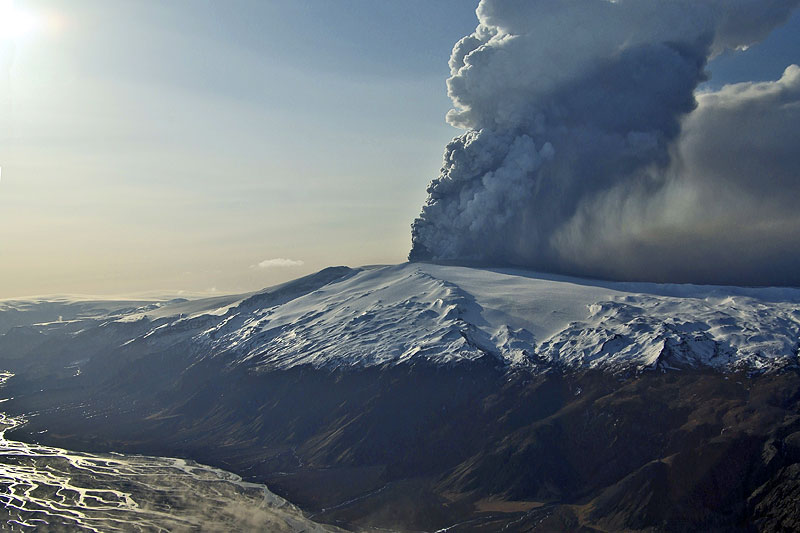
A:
[[151, 263, 799, 373], [0, 293, 251, 333], [5, 264, 800, 373]]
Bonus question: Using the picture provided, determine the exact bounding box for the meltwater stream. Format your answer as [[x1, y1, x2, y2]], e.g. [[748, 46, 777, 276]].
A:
[[0, 373, 336, 532]]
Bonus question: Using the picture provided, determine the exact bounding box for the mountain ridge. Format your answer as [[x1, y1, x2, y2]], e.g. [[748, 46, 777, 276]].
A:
[[1, 263, 800, 531], [22, 262, 795, 375]]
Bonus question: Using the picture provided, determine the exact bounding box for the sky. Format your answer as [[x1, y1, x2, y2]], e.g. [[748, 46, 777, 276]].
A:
[[1, 0, 799, 297]]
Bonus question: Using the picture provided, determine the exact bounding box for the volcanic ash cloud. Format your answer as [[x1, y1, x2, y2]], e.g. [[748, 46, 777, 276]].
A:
[[410, 0, 800, 286]]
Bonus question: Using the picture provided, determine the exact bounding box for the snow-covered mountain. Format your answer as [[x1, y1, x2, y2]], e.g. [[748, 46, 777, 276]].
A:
[[14, 263, 796, 375], [3, 264, 800, 532]]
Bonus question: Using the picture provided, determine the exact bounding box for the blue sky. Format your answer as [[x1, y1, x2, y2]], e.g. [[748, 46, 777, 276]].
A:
[[706, 7, 800, 87], [0, 1, 797, 297]]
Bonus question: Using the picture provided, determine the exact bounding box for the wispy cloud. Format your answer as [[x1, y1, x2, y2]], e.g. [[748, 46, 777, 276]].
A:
[[253, 258, 304, 269]]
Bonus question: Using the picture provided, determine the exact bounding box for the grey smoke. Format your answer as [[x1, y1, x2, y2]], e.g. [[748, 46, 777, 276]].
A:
[[410, 0, 800, 286]]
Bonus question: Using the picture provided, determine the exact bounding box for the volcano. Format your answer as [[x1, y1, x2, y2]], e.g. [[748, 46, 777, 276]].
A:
[[1, 263, 799, 531]]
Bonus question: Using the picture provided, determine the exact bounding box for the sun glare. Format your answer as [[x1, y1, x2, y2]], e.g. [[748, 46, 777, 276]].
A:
[[0, 0, 41, 42]]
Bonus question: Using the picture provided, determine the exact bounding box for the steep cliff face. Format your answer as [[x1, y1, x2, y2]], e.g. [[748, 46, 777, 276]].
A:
[[1, 264, 799, 531]]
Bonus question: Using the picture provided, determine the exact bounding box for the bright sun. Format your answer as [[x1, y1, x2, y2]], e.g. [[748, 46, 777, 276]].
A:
[[0, 0, 41, 42]]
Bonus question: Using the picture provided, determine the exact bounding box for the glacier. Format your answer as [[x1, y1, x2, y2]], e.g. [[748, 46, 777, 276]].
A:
[[4, 263, 798, 375]]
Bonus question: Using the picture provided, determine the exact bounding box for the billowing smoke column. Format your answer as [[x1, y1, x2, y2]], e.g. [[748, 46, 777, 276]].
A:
[[410, 0, 800, 286]]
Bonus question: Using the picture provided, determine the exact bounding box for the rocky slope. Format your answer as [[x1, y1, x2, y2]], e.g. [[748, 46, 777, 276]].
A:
[[1, 263, 799, 531]]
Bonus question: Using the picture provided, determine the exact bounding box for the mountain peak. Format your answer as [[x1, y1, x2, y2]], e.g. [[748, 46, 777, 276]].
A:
[[126, 263, 800, 374]]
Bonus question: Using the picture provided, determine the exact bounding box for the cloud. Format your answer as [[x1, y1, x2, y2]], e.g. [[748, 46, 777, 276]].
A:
[[410, 0, 800, 286], [254, 258, 305, 269]]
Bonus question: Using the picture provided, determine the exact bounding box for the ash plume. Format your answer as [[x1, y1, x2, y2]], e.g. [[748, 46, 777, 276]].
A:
[[410, 0, 800, 286]]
